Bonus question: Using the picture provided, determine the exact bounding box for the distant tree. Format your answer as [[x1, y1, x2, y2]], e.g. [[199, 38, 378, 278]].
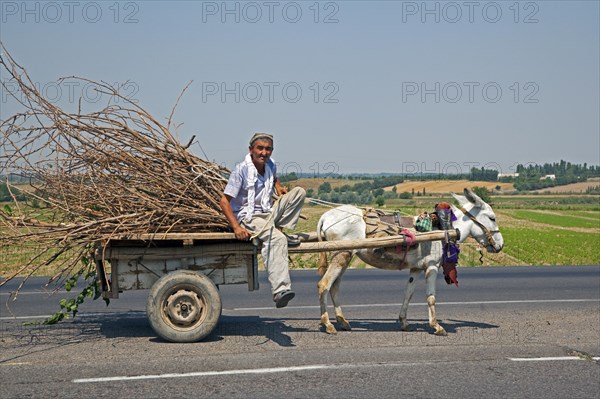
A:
[[383, 191, 397, 200], [359, 192, 373, 204], [0, 183, 25, 202], [330, 192, 340, 203], [278, 172, 298, 183], [399, 192, 413, 199], [373, 188, 384, 197], [306, 188, 314, 198], [375, 196, 385, 207], [472, 186, 492, 203], [0, 183, 8, 201], [318, 182, 332, 194], [352, 181, 372, 193]]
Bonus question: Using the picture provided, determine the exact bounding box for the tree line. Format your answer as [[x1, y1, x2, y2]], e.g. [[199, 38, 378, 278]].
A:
[[509, 161, 599, 191], [313, 176, 406, 206], [0, 183, 26, 202]]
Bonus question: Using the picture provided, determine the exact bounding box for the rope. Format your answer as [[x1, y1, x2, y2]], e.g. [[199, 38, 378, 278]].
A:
[[308, 197, 414, 216]]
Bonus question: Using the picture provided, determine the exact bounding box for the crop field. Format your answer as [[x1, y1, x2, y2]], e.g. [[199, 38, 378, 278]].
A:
[[499, 227, 600, 265], [505, 210, 600, 229], [533, 180, 600, 193], [289, 178, 363, 191], [384, 180, 515, 194]]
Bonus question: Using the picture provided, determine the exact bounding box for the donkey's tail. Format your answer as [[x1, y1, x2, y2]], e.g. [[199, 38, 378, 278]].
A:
[[317, 217, 328, 277]]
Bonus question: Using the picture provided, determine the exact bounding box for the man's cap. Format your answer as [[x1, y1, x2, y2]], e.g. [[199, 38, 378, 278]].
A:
[[250, 133, 274, 146]]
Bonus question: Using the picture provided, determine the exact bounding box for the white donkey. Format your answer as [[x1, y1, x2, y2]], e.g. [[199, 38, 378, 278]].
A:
[[316, 189, 503, 335]]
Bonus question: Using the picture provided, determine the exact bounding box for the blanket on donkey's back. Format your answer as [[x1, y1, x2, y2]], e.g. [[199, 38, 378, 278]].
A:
[[362, 208, 417, 249], [362, 207, 460, 287]]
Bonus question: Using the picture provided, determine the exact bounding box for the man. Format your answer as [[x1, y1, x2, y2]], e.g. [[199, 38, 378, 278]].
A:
[[220, 133, 306, 308]]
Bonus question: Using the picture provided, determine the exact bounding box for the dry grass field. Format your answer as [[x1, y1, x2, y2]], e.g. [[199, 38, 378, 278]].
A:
[[287, 178, 514, 194], [533, 180, 600, 193], [385, 180, 514, 194], [287, 178, 364, 191]]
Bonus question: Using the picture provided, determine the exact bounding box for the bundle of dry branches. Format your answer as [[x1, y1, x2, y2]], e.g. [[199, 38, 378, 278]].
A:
[[0, 45, 231, 288]]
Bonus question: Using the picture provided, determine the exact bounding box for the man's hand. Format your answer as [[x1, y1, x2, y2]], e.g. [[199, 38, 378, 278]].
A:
[[233, 225, 252, 241], [275, 178, 288, 195], [221, 194, 253, 241]]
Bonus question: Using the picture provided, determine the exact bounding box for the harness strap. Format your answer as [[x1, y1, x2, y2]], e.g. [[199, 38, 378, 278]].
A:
[[459, 206, 498, 248]]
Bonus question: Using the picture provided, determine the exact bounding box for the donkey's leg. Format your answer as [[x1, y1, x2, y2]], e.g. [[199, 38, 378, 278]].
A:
[[425, 265, 447, 336], [329, 252, 353, 331], [317, 250, 351, 334], [399, 269, 421, 331]]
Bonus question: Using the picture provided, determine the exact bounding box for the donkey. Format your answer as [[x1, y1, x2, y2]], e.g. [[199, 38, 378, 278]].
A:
[[316, 189, 503, 335]]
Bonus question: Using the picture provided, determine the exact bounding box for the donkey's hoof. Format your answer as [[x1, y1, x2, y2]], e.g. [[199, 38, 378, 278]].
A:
[[321, 323, 338, 334], [399, 318, 411, 331], [434, 327, 447, 336], [336, 317, 351, 331]]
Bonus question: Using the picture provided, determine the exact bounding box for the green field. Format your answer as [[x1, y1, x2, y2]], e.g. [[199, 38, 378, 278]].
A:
[[566, 210, 600, 218], [506, 210, 600, 229], [501, 227, 600, 265]]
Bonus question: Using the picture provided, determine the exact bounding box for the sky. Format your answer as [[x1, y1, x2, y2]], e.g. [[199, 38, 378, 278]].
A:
[[1, 0, 599, 176]]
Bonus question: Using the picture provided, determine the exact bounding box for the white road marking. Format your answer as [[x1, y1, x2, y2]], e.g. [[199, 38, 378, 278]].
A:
[[73, 354, 600, 383], [0, 311, 145, 321], [0, 291, 68, 296], [74, 364, 332, 383], [509, 356, 600, 362], [1, 299, 598, 320], [0, 362, 32, 366], [0, 315, 52, 320], [73, 361, 433, 383]]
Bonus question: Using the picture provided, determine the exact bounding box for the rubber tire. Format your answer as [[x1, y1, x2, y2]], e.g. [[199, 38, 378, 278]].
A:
[[147, 270, 222, 343]]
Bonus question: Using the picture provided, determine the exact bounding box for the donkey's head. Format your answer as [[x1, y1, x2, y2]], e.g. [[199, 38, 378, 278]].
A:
[[451, 189, 504, 253]]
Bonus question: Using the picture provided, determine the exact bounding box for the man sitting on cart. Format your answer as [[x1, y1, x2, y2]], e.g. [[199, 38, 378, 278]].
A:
[[220, 133, 306, 308]]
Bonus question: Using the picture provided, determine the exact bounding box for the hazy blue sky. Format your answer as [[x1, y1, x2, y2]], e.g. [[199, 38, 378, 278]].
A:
[[1, 1, 598, 175]]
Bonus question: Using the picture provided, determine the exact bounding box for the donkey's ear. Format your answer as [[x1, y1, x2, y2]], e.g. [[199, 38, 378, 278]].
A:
[[464, 188, 486, 207], [451, 192, 468, 206]]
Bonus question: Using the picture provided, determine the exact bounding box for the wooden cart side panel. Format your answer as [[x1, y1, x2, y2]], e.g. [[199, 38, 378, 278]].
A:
[[116, 254, 251, 291], [107, 242, 255, 292]]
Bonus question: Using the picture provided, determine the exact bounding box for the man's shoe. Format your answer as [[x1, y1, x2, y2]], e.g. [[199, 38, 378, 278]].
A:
[[273, 290, 295, 308], [285, 234, 302, 247]]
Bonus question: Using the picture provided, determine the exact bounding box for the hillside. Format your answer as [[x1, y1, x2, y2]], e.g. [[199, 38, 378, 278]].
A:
[[288, 178, 369, 191], [533, 179, 600, 194], [384, 180, 514, 194]]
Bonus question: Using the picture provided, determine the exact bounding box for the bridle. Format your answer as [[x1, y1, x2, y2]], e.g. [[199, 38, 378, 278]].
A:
[[459, 206, 500, 249]]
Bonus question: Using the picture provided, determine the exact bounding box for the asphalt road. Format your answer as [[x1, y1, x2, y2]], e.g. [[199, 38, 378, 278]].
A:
[[1, 266, 599, 398]]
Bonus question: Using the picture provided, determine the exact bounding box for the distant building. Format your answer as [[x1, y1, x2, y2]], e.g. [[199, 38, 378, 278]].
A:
[[540, 174, 556, 180], [497, 173, 519, 180]]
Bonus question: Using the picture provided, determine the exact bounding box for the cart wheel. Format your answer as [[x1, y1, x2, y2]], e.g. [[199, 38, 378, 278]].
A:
[[147, 270, 221, 343]]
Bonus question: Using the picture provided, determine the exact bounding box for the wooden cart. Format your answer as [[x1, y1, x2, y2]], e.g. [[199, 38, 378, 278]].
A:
[[94, 229, 458, 343]]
